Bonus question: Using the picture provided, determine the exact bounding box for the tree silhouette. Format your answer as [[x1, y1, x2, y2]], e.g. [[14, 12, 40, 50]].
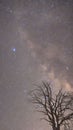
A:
[[31, 82, 73, 130]]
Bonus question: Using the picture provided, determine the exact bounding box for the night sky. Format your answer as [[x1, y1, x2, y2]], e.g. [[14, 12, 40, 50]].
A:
[[0, 0, 73, 130]]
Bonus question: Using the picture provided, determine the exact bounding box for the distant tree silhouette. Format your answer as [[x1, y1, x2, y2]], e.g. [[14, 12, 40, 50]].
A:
[[31, 82, 73, 130]]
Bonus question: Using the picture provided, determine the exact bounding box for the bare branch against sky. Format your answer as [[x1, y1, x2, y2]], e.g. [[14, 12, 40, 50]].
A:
[[31, 82, 73, 130]]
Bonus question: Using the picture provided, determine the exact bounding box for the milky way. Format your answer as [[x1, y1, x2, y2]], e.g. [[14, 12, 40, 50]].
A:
[[0, 0, 73, 130]]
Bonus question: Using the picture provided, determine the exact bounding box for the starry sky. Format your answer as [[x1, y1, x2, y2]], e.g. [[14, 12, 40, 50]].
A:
[[0, 0, 73, 130]]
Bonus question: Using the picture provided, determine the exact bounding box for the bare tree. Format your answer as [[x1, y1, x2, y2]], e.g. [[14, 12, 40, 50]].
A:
[[31, 82, 73, 130]]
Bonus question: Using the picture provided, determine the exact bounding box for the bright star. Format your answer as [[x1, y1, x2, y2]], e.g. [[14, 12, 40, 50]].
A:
[[12, 48, 16, 52]]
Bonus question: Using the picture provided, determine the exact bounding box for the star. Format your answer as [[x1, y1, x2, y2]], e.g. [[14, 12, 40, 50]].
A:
[[12, 48, 16, 52]]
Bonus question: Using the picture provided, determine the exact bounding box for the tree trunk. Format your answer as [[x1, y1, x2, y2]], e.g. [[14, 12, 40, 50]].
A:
[[52, 128, 60, 130], [52, 126, 60, 130]]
